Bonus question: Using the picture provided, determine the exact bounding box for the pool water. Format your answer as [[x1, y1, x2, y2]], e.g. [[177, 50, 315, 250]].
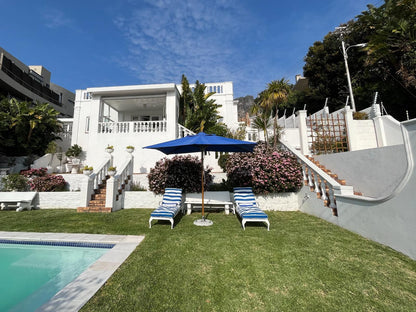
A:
[[0, 242, 110, 312]]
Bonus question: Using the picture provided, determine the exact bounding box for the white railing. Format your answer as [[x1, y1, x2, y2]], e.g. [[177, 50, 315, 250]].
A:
[[98, 120, 167, 134], [280, 141, 353, 216], [177, 124, 195, 138], [79, 158, 111, 208], [92, 159, 111, 190], [105, 155, 134, 211]]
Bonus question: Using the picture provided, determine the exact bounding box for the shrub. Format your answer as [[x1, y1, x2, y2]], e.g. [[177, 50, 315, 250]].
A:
[[1, 174, 29, 191], [28, 174, 67, 192], [129, 181, 147, 191], [20, 167, 48, 178], [148, 155, 213, 194], [225, 143, 303, 194], [217, 153, 229, 171]]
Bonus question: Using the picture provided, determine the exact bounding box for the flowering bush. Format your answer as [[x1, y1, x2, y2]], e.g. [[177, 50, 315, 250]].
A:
[[20, 167, 47, 178], [225, 143, 303, 194], [148, 155, 213, 194], [28, 174, 67, 192]]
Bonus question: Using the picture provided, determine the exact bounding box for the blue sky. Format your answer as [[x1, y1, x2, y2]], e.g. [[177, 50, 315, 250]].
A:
[[1, 0, 381, 98]]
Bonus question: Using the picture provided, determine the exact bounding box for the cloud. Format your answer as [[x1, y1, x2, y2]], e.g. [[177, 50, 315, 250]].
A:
[[42, 8, 73, 29], [113, 0, 256, 94]]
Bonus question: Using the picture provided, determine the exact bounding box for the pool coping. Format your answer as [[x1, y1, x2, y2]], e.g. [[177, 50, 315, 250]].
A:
[[0, 231, 144, 312]]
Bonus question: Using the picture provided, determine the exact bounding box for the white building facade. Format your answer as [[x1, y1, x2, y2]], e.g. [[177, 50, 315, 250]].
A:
[[67, 81, 237, 173]]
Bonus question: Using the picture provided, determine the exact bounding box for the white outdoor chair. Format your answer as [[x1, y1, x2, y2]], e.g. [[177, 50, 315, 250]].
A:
[[149, 188, 183, 229], [233, 187, 270, 231]]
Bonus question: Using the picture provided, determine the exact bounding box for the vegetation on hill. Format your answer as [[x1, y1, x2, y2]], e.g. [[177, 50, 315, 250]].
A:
[[293, 0, 416, 120]]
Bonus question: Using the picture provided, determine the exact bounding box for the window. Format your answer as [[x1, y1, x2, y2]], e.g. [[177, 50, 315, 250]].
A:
[[85, 116, 90, 133], [83, 92, 91, 100], [214, 86, 217, 93]]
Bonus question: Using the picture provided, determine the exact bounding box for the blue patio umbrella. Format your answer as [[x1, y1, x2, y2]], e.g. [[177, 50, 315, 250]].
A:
[[144, 132, 256, 224]]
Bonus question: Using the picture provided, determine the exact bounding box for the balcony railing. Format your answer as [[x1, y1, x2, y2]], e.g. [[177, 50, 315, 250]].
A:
[[98, 120, 167, 134]]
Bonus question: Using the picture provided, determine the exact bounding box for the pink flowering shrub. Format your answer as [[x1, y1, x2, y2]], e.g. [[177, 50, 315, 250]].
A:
[[28, 174, 67, 192], [20, 167, 47, 178], [20, 167, 67, 191], [148, 155, 213, 194], [225, 143, 303, 194]]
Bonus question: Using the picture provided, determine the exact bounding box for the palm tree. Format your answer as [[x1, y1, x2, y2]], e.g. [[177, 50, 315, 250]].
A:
[[262, 79, 291, 147], [250, 95, 272, 144], [184, 80, 222, 133]]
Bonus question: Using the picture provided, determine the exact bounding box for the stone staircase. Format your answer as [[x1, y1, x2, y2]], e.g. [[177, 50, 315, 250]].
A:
[[77, 178, 112, 213]]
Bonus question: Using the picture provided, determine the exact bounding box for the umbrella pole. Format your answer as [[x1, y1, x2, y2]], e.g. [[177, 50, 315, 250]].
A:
[[201, 149, 205, 220]]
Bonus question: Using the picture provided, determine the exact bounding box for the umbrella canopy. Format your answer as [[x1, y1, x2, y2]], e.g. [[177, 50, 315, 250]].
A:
[[144, 132, 257, 222], [144, 132, 256, 154]]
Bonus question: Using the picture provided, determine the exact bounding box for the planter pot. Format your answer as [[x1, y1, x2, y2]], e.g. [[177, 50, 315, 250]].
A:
[[83, 170, 92, 175], [106, 148, 114, 154], [126, 148, 134, 153], [65, 164, 73, 173], [108, 170, 116, 176], [71, 158, 80, 165]]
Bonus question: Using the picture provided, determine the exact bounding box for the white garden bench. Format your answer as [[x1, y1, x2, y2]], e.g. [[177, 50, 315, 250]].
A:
[[0, 192, 37, 212], [185, 191, 233, 215]]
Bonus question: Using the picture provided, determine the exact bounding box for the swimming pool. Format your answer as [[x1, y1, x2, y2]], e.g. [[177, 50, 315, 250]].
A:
[[0, 232, 144, 312], [0, 240, 112, 312]]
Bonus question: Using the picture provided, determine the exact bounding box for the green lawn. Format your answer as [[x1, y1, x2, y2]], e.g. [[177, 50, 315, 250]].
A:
[[1, 209, 415, 311]]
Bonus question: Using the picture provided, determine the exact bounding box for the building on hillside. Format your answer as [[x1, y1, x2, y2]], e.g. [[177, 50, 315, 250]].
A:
[[293, 74, 309, 92], [62, 81, 236, 173], [0, 47, 74, 117]]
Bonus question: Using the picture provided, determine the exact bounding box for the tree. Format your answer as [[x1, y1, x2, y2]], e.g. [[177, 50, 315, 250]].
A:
[[263, 79, 291, 147], [180, 76, 223, 134], [250, 94, 272, 145], [0, 97, 62, 156], [298, 1, 416, 120]]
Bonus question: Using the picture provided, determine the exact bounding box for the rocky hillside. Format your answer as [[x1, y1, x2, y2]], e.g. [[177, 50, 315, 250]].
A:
[[234, 95, 254, 120]]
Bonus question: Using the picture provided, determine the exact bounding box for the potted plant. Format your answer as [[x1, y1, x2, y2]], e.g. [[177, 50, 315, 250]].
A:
[[65, 144, 83, 173], [105, 145, 114, 153], [65, 144, 83, 159], [126, 145, 135, 153], [83, 165, 93, 175], [108, 166, 116, 176]]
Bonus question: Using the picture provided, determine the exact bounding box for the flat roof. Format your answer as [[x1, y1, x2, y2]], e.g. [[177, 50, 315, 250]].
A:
[[87, 83, 178, 96]]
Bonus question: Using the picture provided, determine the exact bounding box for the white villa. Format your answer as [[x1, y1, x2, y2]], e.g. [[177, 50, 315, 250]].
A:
[[3, 78, 416, 261], [61, 81, 237, 173]]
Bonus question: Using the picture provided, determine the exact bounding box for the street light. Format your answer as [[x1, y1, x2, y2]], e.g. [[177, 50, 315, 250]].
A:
[[341, 41, 367, 112]]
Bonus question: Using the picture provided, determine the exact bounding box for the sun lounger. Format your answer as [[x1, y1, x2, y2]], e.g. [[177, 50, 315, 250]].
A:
[[233, 187, 270, 231], [149, 188, 183, 229]]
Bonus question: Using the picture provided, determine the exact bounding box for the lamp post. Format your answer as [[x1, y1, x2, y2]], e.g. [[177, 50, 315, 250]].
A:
[[341, 41, 367, 112]]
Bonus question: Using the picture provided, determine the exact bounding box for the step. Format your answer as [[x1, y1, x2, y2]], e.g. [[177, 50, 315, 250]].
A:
[[77, 207, 112, 213]]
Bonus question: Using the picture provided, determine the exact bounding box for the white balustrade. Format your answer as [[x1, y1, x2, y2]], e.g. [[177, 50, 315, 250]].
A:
[[177, 124, 195, 138], [105, 155, 134, 211], [280, 141, 354, 216], [98, 120, 167, 134]]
